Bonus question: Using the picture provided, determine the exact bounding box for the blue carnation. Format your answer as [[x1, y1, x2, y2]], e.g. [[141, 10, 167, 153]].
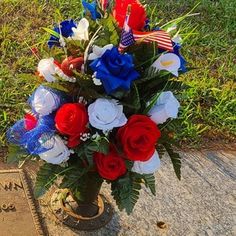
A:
[[82, 0, 101, 20], [90, 47, 140, 94], [48, 20, 77, 48]]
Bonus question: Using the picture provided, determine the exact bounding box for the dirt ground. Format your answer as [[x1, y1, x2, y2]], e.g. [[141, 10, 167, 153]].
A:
[[0, 148, 235, 236]]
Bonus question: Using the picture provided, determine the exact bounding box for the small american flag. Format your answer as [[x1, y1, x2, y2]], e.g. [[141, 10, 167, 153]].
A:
[[118, 4, 173, 52], [118, 16, 135, 51], [133, 30, 174, 52]]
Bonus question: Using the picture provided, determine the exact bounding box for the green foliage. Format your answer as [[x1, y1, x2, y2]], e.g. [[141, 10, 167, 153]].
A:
[[143, 92, 160, 114], [42, 27, 60, 38], [7, 144, 29, 164], [34, 163, 65, 198], [163, 142, 181, 180], [121, 84, 141, 113], [142, 174, 156, 196], [111, 172, 156, 214], [60, 166, 87, 189], [70, 172, 103, 202], [158, 129, 181, 179], [111, 174, 142, 214], [75, 138, 110, 167], [95, 14, 120, 46]]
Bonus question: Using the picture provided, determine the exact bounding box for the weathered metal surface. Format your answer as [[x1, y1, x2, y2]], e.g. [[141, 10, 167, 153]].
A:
[[50, 189, 113, 231], [0, 169, 43, 236]]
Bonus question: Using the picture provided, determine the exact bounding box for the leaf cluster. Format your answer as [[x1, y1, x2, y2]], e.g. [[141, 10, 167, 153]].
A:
[[111, 172, 156, 214]]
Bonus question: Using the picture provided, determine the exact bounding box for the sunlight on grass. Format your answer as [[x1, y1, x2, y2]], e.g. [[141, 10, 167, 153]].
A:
[[0, 0, 235, 147]]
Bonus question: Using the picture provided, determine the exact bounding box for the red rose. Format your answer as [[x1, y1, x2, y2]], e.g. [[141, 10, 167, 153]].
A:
[[117, 115, 161, 161], [94, 146, 126, 180], [55, 103, 88, 147], [113, 0, 147, 30]]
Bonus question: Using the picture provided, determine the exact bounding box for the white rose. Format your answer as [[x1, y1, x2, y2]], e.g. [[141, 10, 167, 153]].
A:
[[88, 44, 113, 61], [39, 135, 70, 165], [148, 91, 180, 124], [88, 98, 127, 131], [37, 58, 57, 82], [71, 18, 89, 41], [30, 86, 60, 116], [132, 151, 161, 174]]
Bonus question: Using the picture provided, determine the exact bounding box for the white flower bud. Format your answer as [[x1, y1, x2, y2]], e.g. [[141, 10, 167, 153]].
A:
[[148, 91, 180, 124], [132, 151, 161, 174]]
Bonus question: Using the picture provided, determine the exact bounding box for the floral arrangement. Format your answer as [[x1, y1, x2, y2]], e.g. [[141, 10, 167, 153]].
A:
[[7, 0, 188, 214]]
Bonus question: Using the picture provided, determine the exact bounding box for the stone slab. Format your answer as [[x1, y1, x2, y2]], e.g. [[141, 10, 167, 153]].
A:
[[39, 150, 236, 236], [0, 169, 43, 236]]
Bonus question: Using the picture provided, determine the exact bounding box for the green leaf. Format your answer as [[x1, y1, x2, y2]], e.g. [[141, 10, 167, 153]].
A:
[[135, 66, 163, 84], [162, 79, 189, 92], [143, 92, 160, 114], [142, 174, 156, 196], [75, 138, 109, 168], [42, 27, 60, 38], [7, 145, 28, 164], [42, 82, 69, 93], [68, 172, 103, 202], [98, 138, 110, 154], [34, 163, 64, 198], [96, 14, 120, 46], [163, 142, 181, 180], [60, 167, 87, 189], [111, 174, 141, 214], [125, 160, 134, 171], [121, 84, 141, 113]]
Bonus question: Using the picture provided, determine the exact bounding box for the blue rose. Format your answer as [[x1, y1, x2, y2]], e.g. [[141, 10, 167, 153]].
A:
[[82, 0, 101, 20], [90, 47, 140, 94], [48, 20, 77, 48]]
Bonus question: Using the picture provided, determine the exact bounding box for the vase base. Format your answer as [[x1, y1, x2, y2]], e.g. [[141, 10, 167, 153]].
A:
[[50, 189, 113, 231]]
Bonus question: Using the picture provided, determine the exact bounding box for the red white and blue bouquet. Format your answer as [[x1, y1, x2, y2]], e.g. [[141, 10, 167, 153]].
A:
[[7, 0, 188, 214]]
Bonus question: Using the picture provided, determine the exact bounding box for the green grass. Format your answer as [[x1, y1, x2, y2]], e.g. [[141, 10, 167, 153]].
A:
[[0, 0, 235, 147], [154, 0, 236, 145]]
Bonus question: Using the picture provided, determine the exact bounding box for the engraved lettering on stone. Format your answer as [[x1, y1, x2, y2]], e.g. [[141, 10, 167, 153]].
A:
[[0, 203, 16, 212], [0, 180, 23, 191]]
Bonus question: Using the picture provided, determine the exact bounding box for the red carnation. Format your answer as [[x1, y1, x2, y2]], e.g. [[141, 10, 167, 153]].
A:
[[117, 115, 161, 161], [113, 0, 147, 30], [94, 146, 127, 180], [55, 103, 88, 147], [24, 113, 38, 131]]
